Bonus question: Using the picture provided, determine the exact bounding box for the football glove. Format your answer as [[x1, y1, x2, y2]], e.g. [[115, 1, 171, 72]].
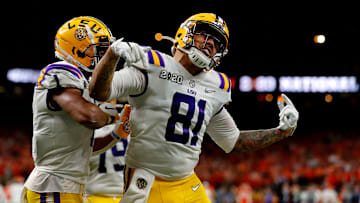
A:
[[277, 94, 299, 134], [110, 38, 150, 68], [111, 104, 131, 140], [98, 102, 120, 124]]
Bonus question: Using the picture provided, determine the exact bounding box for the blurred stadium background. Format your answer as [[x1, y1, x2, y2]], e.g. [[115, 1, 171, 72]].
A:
[[1, 4, 360, 202]]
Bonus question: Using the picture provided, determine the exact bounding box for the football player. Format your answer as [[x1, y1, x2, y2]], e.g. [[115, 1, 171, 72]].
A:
[[22, 17, 131, 203], [84, 104, 131, 203], [89, 13, 299, 203]]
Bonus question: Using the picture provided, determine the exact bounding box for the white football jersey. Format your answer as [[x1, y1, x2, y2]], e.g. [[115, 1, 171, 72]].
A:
[[25, 61, 95, 193], [110, 50, 238, 180], [85, 124, 129, 196]]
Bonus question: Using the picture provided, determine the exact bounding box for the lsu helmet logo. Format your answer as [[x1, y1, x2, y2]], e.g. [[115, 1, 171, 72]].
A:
[[74, 27, 88, 41]]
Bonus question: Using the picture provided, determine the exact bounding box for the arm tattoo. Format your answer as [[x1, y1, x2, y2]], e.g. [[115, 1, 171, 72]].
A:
[[89, 50, 120, 100], [234, 128, 291, 153], [89, 70, 113, 100], [94, 70, 112, 96]]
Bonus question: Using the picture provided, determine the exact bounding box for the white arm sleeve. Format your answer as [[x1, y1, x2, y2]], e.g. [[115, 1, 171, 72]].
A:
[[108, 67, 147, 101], [206, 107, 240, 153]]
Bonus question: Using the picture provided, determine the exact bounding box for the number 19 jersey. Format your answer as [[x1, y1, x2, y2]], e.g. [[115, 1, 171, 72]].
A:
[[111, 50, 235, 181]]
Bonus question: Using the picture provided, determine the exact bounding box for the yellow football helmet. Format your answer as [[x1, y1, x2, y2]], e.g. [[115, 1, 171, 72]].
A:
[[54, 16, 114, 72], [174, 13, 229, 70]]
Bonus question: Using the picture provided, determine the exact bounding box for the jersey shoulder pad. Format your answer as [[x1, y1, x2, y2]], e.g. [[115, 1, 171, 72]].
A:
[[36, 62, 86, 90], [129, 49, 167, 71], [146, 49, 165, 67], [215, 71, 232, 93]]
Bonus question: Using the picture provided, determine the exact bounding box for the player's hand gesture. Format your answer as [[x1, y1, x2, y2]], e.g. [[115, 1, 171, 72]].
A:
[[110, 38, 150, 68], [277, 94, 299, 135]]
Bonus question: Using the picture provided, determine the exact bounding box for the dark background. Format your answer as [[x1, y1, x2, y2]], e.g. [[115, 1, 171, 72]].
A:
[[1, 3, 360, 133]]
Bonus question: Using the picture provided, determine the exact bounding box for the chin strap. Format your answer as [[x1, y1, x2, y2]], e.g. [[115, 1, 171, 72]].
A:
[[187, 47, 215, 71]]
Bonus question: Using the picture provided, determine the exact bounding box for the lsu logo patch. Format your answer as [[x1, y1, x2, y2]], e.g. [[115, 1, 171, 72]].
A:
[[123, 119, 130, 133], [136, 178, 147, 189], [74, 27, 88, 41]]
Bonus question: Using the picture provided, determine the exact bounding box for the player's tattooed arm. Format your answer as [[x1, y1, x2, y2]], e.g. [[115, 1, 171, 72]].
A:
[[234, 128, 294, 153], [89, 47, 120, 101]]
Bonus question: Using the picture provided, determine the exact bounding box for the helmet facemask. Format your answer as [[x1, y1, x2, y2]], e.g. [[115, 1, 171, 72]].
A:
[[190, 26, 228, 71], [176, 20, 229, 71], [76, 35, 113, 71]]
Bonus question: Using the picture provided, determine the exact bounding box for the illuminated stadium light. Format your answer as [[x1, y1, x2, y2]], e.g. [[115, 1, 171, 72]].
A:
[[314, 34, 326, 44], [239, 75, 277, 92], [7, 68, 41, 83], [240, 75, 359, 93], [325, 94, 333, 103], [239, 75, 253, 92], [279, 76, 359, 93], [255, 76, 277, 92], [265, 94, 273, 102]]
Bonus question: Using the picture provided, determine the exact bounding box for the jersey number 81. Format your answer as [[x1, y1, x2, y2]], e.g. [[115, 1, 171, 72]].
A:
[[165, 92, 206, 146]]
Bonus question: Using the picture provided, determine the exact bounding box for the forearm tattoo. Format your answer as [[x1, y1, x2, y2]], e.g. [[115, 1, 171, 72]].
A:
[[89, 53, 119, 100], [96, 71, 112, 95], [235, 128, 291, 153]]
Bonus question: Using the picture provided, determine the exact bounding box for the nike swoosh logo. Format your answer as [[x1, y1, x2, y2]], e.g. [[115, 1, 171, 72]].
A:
[[105, 106, 115, 110], [192, 183, 201, 191], [205, 88, 216, 93]]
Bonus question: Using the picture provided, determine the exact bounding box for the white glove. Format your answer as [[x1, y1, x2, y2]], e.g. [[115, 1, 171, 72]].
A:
[[111, 38, 150, 68], [277, 94, 299, 133], [98, 102, 119, 124], [111, 104, 131, 140]]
